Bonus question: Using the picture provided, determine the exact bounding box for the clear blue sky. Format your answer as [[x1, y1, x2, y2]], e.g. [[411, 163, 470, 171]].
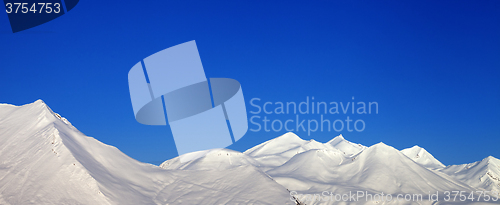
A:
[[0, 0, 498, 165]]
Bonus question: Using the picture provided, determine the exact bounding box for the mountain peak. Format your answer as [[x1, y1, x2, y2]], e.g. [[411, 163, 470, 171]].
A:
[[25, 99, 49, 109], [266, 132, 305, 146], [486, 156, 498, 160], [361, 142, 401, 157], [440, 155, 500, 194], [279, 132, 303, 141], [369, 142, 394, 150], [33, 99, 46, 104], [8, 100, 72, 126], [401, 145, 445, 169], [327, 134, 344, 144], [484, 156, 500, 164], [243, 132, 306, 161], [0, 99, 48, 111], [23, 99, 51, 112]]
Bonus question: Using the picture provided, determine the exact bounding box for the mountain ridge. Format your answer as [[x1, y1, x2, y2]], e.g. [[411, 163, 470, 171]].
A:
[[0, 100, 296, 205], [1, 100, 499, 204], [440, 155, 500, 194]]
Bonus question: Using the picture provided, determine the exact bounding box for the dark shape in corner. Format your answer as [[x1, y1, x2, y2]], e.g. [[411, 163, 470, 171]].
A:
[[4, 0, 79, 33]]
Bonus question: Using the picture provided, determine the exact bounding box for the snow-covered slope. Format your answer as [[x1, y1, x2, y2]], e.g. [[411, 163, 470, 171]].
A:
[[3, 100, 499, 205], [401, 145, 445, 169], [266, 148, 347, 183], [244, 132, 345, 171], [0, 100, 111, 204], [0, 100, 296, 205], [241, 134, 498, 204], [267, 142, 477, 204], [440, 156, 500, 194], [160, 148, 261, 170], [326, 134, 366, 156], [165, 131, 497, 204]]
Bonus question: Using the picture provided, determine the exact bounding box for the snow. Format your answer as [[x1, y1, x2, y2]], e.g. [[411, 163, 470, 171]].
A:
[[168, 131, 499, 204], [244, 132, 339, 171], [401, 145, 446, 169], [0, 100, 110, 204], [440, 156, 500, 194], [326, 134, 366, 156], [160, 148, 261, 170], [267, 142, 478, 204], [0, 100, 295, 205], [1, 100, 499, 205]]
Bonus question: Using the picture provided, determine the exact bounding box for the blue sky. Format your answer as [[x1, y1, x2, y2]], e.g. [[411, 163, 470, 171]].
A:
[[0, 0, 498, 165]]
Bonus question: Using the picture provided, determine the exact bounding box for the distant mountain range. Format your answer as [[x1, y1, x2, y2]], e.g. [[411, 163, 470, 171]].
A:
[[0, 100, 498, 204]]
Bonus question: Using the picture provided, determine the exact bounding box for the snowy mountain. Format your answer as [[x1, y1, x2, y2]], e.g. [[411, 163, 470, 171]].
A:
[[440, 156, 500, 194], [244, 133, 352, 171], [401, 145, 446, 169], [0, 100, 296, 205], [168, 132, 499, 204], [0, 100, 110, 204], [1, 100, 499, 204], [266, 142, 477, 204]]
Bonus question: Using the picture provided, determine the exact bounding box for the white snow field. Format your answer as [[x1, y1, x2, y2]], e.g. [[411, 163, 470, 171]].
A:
[[0, 100, 295, 205], [0, 100, 499, 204]]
